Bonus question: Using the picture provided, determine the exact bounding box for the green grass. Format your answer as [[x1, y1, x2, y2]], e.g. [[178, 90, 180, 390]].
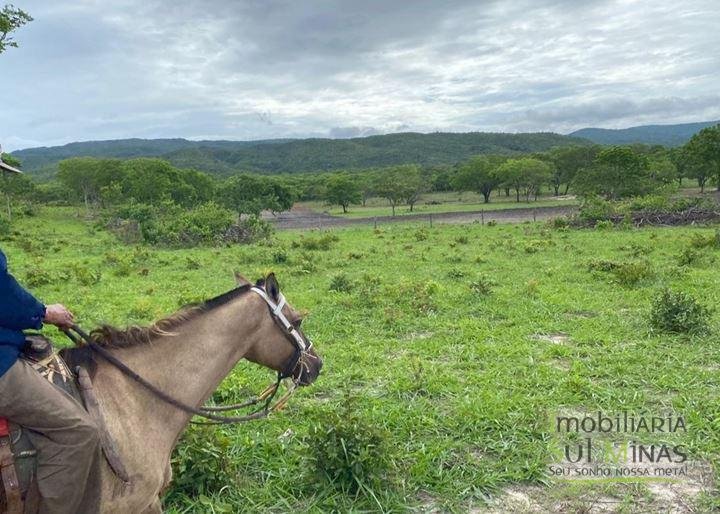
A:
[[300, 190, 578, 218], [2, 207, 719, 512]]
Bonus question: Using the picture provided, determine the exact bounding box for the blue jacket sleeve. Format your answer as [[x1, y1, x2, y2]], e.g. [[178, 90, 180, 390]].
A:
[[0, 249, 46, 331]]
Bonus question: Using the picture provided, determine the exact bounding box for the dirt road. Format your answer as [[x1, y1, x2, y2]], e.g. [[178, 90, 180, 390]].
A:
[[266, 205, 577, 230]]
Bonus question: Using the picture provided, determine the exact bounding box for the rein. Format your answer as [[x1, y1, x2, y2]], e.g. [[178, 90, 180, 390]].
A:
[[61, 286, 310, 424]]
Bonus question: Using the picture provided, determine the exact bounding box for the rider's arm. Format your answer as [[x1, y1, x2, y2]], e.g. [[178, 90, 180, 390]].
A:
[[0, 249, 46, 331]]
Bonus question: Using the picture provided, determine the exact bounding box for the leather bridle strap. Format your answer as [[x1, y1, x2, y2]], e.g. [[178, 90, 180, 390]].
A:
[[62, 323, 283, 424]]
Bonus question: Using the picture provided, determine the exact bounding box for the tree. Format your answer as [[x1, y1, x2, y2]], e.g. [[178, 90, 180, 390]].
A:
[[496, 158, 552, 202], [401, 165, 425, 211], [685, 125, 720, 191], [573, 146, 654, 200], [452, 155, 505, 203], [324, 174, 361, 213], [220, 174, 295, 218], [668, 147, 689, 186], [548, 145, 599, 195], [0, 162, 34, 220], [0, 4, 32, 54], [374, 165, 422, 216], [57, 157, 103, 209]]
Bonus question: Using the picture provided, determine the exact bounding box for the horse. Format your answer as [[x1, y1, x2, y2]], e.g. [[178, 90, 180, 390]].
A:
[[54, 272, 323, 513]]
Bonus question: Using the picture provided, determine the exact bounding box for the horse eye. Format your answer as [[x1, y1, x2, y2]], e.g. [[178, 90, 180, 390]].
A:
[[292, 318, 303, 328]]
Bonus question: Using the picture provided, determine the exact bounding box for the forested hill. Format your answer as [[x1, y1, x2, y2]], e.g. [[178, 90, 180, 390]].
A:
[[12, 132, 588, 177], [570, 120, 719, 147]]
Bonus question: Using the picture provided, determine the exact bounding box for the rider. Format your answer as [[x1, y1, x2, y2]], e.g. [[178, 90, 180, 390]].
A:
[[0, 248, 100, 514]]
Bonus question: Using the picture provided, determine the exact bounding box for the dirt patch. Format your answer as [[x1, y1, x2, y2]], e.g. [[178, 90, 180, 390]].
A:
[[268, 205, 578, 230], [532, 332, 571, 345]]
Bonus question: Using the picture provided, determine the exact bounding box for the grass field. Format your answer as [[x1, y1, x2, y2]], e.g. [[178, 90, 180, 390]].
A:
[[299, 191, 579, 218], [2, 207, 719, 513]]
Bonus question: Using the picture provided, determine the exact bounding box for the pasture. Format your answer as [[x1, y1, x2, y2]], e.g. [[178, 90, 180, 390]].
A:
[[297, 190, 579, 218], [2, 207, 719, 513]]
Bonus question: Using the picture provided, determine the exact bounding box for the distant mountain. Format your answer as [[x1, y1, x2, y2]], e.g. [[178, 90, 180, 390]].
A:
[[570, 120, 719, 147], [12, 132, 589, 178]]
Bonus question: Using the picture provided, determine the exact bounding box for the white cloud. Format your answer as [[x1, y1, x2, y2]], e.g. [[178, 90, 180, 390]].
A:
[[1, 0, 719, 150]]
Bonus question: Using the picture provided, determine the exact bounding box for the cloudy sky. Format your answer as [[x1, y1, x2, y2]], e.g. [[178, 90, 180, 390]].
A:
[[1, 0, 718, 151]]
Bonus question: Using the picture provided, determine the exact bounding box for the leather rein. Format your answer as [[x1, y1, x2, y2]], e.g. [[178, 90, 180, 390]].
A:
[[61, 285, 313, 424]]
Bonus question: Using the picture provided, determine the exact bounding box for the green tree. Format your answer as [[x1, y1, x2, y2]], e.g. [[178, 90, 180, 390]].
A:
[[57, 157, 103, 209], [548, 145, 599, 195], [573, 146, 654, 200], [373, 165, 414, 216], [496, 158, 552, 202], [401, 165, 425, 211], [685, 125, 720, 191], [0, 4, 32, 53], [220, 174, 295, 218], [324, 174, 361, 213], [452, 155, 505, 203]]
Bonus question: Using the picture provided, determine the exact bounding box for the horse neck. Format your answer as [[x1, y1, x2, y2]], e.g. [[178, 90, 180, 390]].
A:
[[94, 294, 264, 457]]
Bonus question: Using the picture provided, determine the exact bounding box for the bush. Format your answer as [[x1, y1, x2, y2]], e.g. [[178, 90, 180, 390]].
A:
[[579, 196, 616, 222], [470, 275, 495, 295], [308, 407, 392, 494], [293, 233, 340, 251], [169, 426, 237, 499], [627, 194, 670, 213], [587, 259, 654, 286], [677, 248, 708, 267], [594, 220, 614, 231], [222, 216, 274, 244], [329, 273, 353, 293], [690, 229, 720, 250], [650, 289, 710, 334]]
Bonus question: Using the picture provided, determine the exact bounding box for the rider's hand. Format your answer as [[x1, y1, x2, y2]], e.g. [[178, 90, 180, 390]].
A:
[[44, 304, 74, 329]]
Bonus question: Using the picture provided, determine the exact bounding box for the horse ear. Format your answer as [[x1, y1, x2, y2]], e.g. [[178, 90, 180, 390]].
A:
[[265, 273, 280, 302], [234, 272, 251, 286]]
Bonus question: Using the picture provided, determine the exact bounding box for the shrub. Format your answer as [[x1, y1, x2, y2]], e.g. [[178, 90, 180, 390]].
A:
[[690, 229, 720, 250], [470, 275, 495, 295], [329, 273, 353, 293], [293, 233, 340, 251], [222, 216, 274, 244], [272, 249, 289, 263], [579, 196, 616, 222], [23, 266, 54, 287], [70, 264, 102, 286], [588, 259, 654, 286], [549, 217, 570, 229], [627, 194, 670, 213], [594, 220, 614, 231], [447, 268, 466, 279], [677, 248, 706, 267], [650, 289, 710, 334], [308, 407, 392, 494], [169, 426, 237, 498]]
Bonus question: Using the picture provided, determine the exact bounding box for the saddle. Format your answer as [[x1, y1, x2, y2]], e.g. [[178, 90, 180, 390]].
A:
[[0, 335, 128, 514]]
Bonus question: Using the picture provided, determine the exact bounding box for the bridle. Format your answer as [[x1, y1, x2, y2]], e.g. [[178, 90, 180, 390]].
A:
[[250, 285, 314, 381], [61, 283, 316, 424]]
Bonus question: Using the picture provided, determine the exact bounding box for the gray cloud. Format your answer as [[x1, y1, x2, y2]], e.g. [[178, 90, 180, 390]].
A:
[[1, 0, 719, 150]]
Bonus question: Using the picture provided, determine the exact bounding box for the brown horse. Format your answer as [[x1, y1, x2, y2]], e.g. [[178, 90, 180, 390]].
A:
[[60, 272, 323, 513]]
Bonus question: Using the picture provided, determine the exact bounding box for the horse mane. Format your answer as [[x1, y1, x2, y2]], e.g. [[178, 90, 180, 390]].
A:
[[87, 284, 253, 350]]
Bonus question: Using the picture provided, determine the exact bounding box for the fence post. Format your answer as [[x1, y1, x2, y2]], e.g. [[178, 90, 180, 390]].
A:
[[481, 209, 484, 226], [533, 208, 537, 222], [374, 217, 377, 229], [429, 214, 433, 228]]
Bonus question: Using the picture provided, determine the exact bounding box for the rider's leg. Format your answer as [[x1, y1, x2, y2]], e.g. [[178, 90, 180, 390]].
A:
[[0, 359, 100, 514]]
